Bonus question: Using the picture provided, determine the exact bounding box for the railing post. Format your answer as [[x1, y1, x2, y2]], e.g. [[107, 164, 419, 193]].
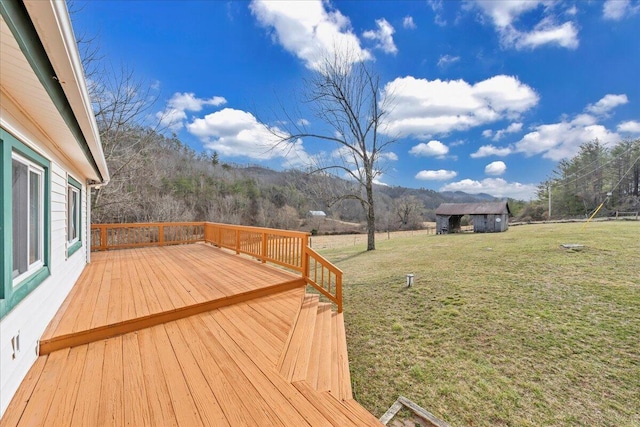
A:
[[301, 234, 309, 281], [100, 226, 107, 251], [235, 229, 240, 254], [336, 273, 343, 313], [261, 232, 267, 264], [159, 224, 164, 247]]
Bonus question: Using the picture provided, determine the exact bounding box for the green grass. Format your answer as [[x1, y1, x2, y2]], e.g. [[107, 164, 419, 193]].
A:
[[320, 222, 640, 426]]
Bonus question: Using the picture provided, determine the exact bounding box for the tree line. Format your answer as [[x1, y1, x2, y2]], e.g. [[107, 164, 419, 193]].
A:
[[520, 139, 640, 221]]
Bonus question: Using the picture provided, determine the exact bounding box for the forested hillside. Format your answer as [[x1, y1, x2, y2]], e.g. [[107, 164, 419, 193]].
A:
[[90, 122, 496, 231]]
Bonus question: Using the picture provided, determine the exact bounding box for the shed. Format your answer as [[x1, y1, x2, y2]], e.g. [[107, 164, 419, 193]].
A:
[[435, 201, 511, 234]]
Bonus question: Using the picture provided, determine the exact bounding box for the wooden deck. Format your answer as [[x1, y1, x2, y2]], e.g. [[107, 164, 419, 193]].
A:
[[2, 244, 382, 426]]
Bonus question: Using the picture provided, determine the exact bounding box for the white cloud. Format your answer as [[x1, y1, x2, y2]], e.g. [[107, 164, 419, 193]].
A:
[[157, 92, 226, 131], [383, 75, 538, 138], [585, 94, 629, 116], [187, 107, 311, 167], [470, 1, 579, 50], [363, 18, 398, 54], [409, 140, 449, 157], [471, 144, 513, 158], [485, 161, 507, 176], [249, 0, 370, 71], [297, 118, 311, 126], [514, 20, 579, 50], [428, 0, 447, 26], [437, 54, 460, 68], [415, 169, 457, 181], [441, 178, 537, 200], [380, 152, 399, 161], [492, 122, 523, 140], [482, 129, 493, 138], [514, 114, 620, 161], [603, 0, 640, 20], [403, 16, 417, 29], [618, 120, 640, 134]]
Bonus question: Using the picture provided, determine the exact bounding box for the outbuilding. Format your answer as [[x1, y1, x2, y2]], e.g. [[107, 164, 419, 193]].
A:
[[435, 201, 511, 234]]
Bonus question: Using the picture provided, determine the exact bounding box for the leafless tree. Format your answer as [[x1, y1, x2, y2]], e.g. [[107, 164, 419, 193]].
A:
[[270, 51, 396, 250]]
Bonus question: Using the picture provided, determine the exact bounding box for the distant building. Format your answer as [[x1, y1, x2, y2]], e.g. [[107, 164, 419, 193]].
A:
[[308, 210, 327, 218], [435, 201, 511, 234]]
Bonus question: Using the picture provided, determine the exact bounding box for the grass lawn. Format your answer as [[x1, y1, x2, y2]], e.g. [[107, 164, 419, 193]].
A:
[[320, 221, 640, 426]]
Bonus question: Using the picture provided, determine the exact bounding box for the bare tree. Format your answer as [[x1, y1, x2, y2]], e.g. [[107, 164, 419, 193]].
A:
[[270, 52, 396, 250]]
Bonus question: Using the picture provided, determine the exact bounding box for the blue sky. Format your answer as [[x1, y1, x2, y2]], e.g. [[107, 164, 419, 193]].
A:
[[72, 0, 640, 200]]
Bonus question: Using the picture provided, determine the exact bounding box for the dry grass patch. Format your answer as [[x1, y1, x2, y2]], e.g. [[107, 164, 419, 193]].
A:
[[319, 222, 640, 426]]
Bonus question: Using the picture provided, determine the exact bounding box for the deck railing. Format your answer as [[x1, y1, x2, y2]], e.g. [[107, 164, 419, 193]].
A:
[[91, 222, 343, 312]]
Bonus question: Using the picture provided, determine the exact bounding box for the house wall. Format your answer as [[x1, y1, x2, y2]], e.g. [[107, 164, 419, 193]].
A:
[[0, 96, 91, 416]]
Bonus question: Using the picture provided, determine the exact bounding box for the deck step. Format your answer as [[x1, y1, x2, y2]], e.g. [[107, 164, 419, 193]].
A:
[[307, 303, 332, 390], [279, 294, 353, 400], [330, 311, 353, 400], [278, 294, 319, 381]]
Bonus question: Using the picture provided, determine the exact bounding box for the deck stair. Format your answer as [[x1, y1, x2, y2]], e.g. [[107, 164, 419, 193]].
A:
[[278, 294, 353, 401]]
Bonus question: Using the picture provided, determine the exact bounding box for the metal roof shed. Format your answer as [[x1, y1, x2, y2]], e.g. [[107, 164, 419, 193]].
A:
[[435, 201, 511, 234]]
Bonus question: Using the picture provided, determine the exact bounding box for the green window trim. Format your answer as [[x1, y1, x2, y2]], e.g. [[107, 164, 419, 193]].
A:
[[1, 128, 51, 318], [67, 175, 82, 258]]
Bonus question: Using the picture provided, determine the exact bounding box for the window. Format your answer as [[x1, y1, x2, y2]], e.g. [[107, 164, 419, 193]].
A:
[[67, 176, 82, 256], [1, 128, 51, 318], [12, 152, 44, 284]]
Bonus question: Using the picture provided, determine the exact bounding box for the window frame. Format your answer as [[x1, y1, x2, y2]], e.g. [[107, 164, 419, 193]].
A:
[[11, 151, 45, 285], [1, 128, 51, 318], [67, 175, 82, 257]]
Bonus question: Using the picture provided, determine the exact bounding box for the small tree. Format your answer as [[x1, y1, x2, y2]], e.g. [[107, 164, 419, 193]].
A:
[[271, 52, 395, 250]]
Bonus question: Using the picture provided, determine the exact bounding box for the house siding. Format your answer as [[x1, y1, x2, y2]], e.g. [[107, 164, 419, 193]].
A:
[[0, 98, 90, 416]]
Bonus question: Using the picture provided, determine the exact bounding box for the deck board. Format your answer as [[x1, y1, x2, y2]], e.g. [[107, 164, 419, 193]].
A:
[[2, 244, 382, 427]]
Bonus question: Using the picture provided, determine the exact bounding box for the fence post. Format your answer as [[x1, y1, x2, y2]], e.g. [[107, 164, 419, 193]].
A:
[[159, 224, 164, 246], [235, 229, 240, 254]]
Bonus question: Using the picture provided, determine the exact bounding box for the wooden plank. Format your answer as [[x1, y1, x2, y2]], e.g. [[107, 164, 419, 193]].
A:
[[39, 280, 305, 355], [195, 314, 308, 427], [278, 295, 318, 381], [178, 316, 260, 427], [15, 349, 69, 426], [0, 356, 47, 426], [46, 256, 106, 338], [198, 315, 330, 426], [150, 325, 204, 426], [335, 312, 353, 400], [220, 303, 284, 358], [137, 328, 178, 426], [292, 381, 360, 427], [306, 303, 328, 388], [89, 252, 114, 330], [316, 304, 333, 392], [343, 399, 386, 426], [45, 346, 88, 425], [105, 250, 123, 325], [163, 322, 230, 426], [211, 307, 280, 368], [97, 337, 124, 426], [70, 341, 105, 427], [203, 312, 334, 427], [330, 312, 339, 399], [122, 331, 151, 426]]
